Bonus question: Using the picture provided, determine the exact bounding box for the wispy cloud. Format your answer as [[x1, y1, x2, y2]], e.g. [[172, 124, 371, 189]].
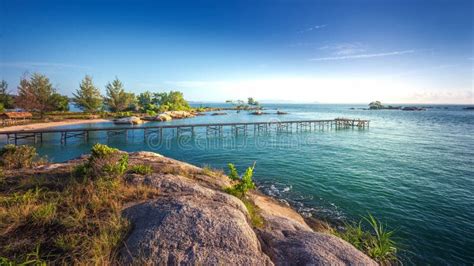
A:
[[299, 24, 327, 33], [319, 42, 367, 56], [309, 50, 415, 61], [0, 62, 88, 69]]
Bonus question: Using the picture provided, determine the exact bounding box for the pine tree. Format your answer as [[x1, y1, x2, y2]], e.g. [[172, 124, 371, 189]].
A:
[[73, 75, 103, 112], [16, 73, 57, 117], [104, 78, 135, 112]]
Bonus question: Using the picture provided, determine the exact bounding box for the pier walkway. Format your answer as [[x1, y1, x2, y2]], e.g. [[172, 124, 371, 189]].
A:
[[0, 118, 369, 145]]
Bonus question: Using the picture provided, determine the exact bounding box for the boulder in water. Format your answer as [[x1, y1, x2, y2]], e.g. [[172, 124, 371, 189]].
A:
[[113, 116, 143, 125]]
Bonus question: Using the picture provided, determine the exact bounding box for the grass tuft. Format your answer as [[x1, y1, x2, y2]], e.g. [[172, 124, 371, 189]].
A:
[[335, 213, 398, 264], [242, 198, 264, 228], [129, 164, 152, 175]]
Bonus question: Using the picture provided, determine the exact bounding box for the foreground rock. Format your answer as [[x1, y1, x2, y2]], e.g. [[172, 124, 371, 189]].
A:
[[121, 174, 272, 265]]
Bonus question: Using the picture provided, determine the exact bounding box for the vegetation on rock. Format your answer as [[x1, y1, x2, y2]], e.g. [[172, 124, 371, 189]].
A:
[[335, 213, 398, 264], [85, 143, 129, 179], [0, 144, 39, 169], [224, 163, 256, 198], [226, 97, 261, 110], [0, 144, 160, 264], [129, 164, 152, 175], [369, 101, 384, 109], [224, 163, 264, 228]]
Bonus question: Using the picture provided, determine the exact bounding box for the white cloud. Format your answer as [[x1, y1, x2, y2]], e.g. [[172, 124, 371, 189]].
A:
[[309, 50, 415, 61], [319, 42, 367, 56], [299, 24, 327, 33]]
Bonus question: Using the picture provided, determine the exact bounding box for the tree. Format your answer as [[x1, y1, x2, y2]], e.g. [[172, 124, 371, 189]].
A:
[[0, 80, 14, 109], [73, 75, 103, 112], [156, 91, 190, 111], [51, 93, 70, 112], [137, 91, 159, 113], [16, 73, 61, 117], [104, 78, 136, 112], [248, 97, 259, 106]]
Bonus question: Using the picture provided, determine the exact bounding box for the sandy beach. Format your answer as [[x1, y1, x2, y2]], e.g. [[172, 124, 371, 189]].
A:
[[0, 119, 111, 132]]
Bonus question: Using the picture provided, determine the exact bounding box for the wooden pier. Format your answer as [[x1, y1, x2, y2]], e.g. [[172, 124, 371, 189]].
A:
[[0, 118, 369, 145]]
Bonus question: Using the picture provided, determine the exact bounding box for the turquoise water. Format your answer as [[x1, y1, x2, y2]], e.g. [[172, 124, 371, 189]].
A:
[[4, 104, 474, 264]]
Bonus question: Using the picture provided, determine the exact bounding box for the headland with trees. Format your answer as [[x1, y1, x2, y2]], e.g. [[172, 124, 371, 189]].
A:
[[0, 73, 262, 128]]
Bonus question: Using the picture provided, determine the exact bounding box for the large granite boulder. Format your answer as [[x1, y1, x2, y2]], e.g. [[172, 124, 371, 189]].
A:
[[257, 215, 377, 266], [250, 193, 377, 266], [120, 173, 272, 265]]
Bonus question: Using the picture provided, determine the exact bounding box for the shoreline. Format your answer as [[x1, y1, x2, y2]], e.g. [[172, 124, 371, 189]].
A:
[[0, 119, 111, 133]]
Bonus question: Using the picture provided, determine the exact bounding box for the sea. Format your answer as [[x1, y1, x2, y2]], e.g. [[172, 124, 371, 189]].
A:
[[5, 103, 474, 264]]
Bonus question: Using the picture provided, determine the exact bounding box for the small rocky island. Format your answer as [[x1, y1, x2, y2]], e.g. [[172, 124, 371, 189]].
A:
[[367, 101, 426, 111], [0, 144, 376, 265]]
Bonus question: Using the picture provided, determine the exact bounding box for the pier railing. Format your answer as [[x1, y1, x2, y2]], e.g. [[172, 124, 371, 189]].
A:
[[0, 118, 369, 145]]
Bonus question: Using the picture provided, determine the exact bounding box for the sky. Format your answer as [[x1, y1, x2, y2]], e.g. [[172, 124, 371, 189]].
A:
[[0, 0, 473, 104]]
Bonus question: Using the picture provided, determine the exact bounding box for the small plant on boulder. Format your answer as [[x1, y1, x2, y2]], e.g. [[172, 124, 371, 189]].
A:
[[86, 143, 128, 179], [225, 163, 256, 198], [335, 213, 398, 264], [227, 163, 240, 181], [129, 164, 152, 175]]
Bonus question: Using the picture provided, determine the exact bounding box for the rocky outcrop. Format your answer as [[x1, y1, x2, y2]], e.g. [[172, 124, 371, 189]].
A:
[[113, 116, 143, 125], [114, 152, 377, 265], [164, 111, 195, 119], [249, 194, 376, 266], [146, 111, 195, 122], [155, 113, 173, 121]]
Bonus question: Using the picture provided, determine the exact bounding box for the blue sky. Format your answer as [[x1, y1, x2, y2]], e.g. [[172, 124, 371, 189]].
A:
[[1, 0, 472, 104]]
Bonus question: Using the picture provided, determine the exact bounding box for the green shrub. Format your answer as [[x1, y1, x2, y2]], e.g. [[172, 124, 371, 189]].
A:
[[335, 213, 398, 263], [224, 163, 256, 198], [114, 112, 132, 118], [86, 144, 128, 179], [227, 163, 240, 181], [72, 163, 88, 178], [129, 164, 152, 175], [0, 144, 39, 169], [145, 110, 157, 116]]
